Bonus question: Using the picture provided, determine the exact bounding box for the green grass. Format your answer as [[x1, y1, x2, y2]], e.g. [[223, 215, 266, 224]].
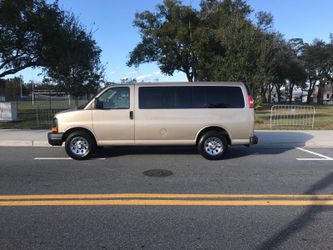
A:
[[0, 100, 88, 129], [255, 104, 333, 130]]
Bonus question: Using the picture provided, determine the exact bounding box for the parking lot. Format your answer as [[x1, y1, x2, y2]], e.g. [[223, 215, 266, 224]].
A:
[[0, 145, 333, 249]]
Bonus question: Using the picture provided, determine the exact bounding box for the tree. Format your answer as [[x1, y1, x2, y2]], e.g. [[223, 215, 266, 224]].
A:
[[286, 59, 306, 104], [128, 0, 200, 82], [0, 0, 61, 77], [270, 35, 293, 102], [266, 36, 307, 104], [0, 77, 23, 100], [128, 0, 277, 97], [128, 0, 330, 104], [303, 40, 331, 104], [200, 1, 276, 96], [284, 38, 307, 104], [256, 32, 284, 102], [44, 14, 104, 99], [0, 0, 103, 99]]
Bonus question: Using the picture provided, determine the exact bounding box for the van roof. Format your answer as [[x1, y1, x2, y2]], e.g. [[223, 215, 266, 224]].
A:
[[108, 81, 245, 87]]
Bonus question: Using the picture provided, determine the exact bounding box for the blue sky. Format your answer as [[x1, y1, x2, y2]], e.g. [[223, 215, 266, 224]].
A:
[[16, 0, 333, 83]]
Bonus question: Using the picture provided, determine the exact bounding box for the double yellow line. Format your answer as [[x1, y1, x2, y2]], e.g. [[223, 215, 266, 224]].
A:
[[1, 193, 333, 206]]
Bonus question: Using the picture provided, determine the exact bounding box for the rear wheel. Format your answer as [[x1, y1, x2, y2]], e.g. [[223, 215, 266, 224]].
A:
[[198, 131, 228, 160], [65, 131, 96, 160]]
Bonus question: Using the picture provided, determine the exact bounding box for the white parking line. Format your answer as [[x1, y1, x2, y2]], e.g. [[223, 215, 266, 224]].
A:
[[34, 157, 106, 160], [296, 147, 333, 161], [34, 157, 71, 160], [297, 158, 333, 161]]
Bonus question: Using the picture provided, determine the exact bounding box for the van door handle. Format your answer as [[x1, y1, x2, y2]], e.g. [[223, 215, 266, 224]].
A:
[[129, 111, 134, 120]]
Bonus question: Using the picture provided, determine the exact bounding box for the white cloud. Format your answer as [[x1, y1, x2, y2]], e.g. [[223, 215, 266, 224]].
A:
[[126, 70, 138, 75], [120, 70, 140, 81], [136, 71, 161, 81]]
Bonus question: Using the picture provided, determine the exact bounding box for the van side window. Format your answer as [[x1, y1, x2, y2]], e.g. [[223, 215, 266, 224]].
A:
[[138, 87, 192, 109], [97, 87, 130, 109], [192, 86, 245, 108], [139, 86, 244, 109]]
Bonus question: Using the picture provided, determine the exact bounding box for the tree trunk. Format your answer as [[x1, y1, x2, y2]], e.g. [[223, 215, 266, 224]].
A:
[[275, 84, 282, 102], [317, 84, 324, 104], [288, 83, 295, 104], [267, 84, 273, 104], [306, 81, 316, 104], [192, 68, 198, 82], [75, 96, 79, 108], [185, 71, 193, 82], [260, 86, 266, 102], [277, 88, 282, 102]]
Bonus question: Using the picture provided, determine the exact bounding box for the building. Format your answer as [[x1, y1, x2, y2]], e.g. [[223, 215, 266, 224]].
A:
[[312, 83, 333, 104]]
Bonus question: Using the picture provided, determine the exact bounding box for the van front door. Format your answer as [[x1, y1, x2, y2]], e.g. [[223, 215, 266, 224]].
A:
[[92, 86, 134, 145]]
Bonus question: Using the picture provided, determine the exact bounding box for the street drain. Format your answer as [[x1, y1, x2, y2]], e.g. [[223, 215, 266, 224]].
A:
[[143, 169, 173, 177]]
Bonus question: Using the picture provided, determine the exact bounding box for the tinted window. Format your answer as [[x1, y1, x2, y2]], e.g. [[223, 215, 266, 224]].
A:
[[139, 86, 244, 109], [193, 86, 245, 108]]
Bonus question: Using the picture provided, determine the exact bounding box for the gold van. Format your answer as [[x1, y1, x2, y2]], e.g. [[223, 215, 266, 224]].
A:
[[48, 82, 258, 160]]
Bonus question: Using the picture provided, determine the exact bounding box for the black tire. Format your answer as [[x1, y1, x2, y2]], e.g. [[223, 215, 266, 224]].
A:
[[65, 130, 96, 160], [198, 131, 228, 160]]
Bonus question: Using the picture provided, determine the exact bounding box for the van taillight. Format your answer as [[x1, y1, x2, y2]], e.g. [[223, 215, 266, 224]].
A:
[[248, 95, 254, 109]]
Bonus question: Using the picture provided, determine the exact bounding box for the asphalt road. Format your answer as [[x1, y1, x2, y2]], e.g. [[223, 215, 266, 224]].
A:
[[0, 146, 333, 249]]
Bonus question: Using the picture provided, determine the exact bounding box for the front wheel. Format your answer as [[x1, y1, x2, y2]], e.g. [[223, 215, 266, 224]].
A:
[[65, 131, 96, 160], [198, 131, 228, 160]]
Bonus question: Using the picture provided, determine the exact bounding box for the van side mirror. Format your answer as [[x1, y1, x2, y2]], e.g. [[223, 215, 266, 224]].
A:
[[95, 98, 103, 109]]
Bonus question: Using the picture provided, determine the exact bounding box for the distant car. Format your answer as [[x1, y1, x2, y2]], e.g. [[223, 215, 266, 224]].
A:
[[272, 97, 286, 103], [323, 100, 333, 105], [19, 96, 30, 101]]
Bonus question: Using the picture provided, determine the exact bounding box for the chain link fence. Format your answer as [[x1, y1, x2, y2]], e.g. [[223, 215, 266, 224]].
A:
[[270, 105, 315, 129], [14, 99, 89, 129], [35, 108, 67, 128]]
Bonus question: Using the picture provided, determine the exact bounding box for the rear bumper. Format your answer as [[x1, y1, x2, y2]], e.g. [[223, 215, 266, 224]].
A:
[[48, 132, 64, 146], [250, 135, 258, 145]]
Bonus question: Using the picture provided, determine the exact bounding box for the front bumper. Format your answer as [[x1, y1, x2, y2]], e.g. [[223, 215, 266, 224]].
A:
[[250, 135, 258, 145], [48, 132, 64, 146]]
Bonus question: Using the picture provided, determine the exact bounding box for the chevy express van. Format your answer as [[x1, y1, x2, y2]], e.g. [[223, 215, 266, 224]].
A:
[[48, 82, 258, 160]]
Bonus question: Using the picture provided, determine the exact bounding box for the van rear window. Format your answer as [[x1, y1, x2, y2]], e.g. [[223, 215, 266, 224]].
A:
[[139, 86, 244, 109]]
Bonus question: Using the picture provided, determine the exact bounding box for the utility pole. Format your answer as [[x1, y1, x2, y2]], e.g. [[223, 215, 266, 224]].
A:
[[20, 78, 23, 98], [32, 82, 34, 105]]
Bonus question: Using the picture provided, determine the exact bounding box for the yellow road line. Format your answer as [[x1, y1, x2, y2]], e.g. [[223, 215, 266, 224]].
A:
[[1, 193, 333, 200], [1, 199, 333, 206]]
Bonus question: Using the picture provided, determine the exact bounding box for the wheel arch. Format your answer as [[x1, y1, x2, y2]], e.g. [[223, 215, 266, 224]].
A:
[[196, 126, 231, 146], [62, 127, 97, 146]]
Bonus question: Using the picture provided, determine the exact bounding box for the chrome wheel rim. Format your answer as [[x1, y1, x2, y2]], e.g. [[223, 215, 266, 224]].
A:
[[204, 137, 223, 156], [70, 137, 89, 157]]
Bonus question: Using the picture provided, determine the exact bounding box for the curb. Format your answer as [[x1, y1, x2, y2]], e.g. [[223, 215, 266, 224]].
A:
[[0, 140, 52, 147], [253, 143, 333, 149]]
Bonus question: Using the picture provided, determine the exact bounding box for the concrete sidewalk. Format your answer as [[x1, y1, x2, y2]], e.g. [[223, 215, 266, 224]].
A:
[[0, 129, 332, 148], [0, 129, 49, 147], [255, 130, 333, 148]]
